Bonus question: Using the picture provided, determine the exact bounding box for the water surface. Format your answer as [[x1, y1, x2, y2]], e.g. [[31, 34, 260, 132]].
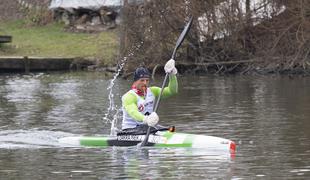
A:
[[0, 72, 309, 179]]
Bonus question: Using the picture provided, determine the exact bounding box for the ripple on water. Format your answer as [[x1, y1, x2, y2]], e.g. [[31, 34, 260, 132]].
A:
[[0, 129, 75, 149]]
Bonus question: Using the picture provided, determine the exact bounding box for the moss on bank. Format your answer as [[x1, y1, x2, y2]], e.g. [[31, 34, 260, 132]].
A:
[[0, 20, 119, 66]]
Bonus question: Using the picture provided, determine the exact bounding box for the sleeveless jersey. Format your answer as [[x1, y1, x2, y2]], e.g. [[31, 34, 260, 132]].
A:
[[122, 88, 155, 129]]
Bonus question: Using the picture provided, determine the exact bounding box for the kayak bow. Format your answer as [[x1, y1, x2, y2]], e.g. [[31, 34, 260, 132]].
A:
[[59, 131, 236, 153]]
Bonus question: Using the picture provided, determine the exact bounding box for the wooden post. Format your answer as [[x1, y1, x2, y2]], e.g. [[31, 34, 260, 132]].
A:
[[120, 0, 129, 59], [24, 56, 30, 73]]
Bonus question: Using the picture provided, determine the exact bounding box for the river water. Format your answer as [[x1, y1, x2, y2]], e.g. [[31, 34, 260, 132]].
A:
[[0, 72, 309, 179]]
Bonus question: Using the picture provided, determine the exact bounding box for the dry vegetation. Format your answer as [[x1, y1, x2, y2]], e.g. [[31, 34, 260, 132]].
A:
[[0, 0, 51, 24], [121, 0, 310, 74]]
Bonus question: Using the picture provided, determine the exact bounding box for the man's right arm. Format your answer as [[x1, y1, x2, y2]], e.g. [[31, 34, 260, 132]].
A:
[[122, 92, 145, 121]]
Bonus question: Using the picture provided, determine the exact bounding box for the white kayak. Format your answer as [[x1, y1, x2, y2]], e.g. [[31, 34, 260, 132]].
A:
[[59, 131, 236, 154]]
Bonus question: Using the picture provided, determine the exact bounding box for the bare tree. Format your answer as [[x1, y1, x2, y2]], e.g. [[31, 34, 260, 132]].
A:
[[121, 0, 310, 74]]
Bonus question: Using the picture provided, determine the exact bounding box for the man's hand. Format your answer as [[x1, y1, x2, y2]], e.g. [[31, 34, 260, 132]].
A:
[[164, 59, 177, 75], [143, 112, 159, 127]]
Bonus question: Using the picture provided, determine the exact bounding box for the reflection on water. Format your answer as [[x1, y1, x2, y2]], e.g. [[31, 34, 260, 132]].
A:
[[0, 72, 310, 179], [0, 147, 235, 179]]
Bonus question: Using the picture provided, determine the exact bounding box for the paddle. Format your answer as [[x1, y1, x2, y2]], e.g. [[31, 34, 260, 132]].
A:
[[140, 17, 193, 147]]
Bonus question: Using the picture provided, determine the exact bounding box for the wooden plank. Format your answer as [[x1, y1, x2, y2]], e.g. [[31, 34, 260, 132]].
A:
[[0, 56, 73, 71], [0, 56, 96, 73], [177, 59, 263, 66], [0, 35, 12, 43]]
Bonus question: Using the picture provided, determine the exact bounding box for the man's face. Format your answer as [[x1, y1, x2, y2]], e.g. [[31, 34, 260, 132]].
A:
[[133, 78, 150, 91]]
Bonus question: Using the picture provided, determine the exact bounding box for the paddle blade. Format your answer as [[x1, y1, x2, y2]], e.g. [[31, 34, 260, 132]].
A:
[[171, 17, 193, 59]]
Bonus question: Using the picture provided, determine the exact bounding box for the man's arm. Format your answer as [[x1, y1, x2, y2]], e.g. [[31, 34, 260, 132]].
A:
[[122, 92, 145, 121], [150, 74, 178, 98]]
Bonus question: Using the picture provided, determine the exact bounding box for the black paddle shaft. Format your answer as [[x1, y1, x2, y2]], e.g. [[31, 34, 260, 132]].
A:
[[154, 17, 193, 112], [141, 17, 193, 147]]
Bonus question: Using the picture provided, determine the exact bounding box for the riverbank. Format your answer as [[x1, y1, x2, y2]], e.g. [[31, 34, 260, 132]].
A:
[[0, 20, 119, 70], [2, 20, 309, 76], [0, 56, 99, 73]]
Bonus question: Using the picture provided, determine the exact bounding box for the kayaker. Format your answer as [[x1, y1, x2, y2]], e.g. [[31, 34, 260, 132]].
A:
[[120, 59, 178, 134]]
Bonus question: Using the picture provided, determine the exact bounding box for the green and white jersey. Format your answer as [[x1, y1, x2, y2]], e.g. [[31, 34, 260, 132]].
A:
[[121, 75, 178, 129], [122, 88, 155, 129]]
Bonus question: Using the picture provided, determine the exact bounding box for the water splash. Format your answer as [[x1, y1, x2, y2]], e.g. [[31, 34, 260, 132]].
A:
[[103, 57, 126, 136], [103, 42, 144, 136]]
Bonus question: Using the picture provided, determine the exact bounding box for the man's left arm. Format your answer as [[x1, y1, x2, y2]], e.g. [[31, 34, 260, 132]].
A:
[[151, 59, 178, 98], [151, 74, 178, 98]]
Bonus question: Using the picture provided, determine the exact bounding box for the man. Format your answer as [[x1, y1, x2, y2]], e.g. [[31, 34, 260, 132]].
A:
[[121, 59, 178, 134]]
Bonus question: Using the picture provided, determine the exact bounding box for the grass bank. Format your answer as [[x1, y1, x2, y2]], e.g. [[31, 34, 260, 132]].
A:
[[0, 20, 119, 65]]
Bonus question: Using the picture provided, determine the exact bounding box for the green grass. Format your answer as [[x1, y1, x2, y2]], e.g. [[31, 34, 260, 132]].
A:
[[0, 20, 119, 65]]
